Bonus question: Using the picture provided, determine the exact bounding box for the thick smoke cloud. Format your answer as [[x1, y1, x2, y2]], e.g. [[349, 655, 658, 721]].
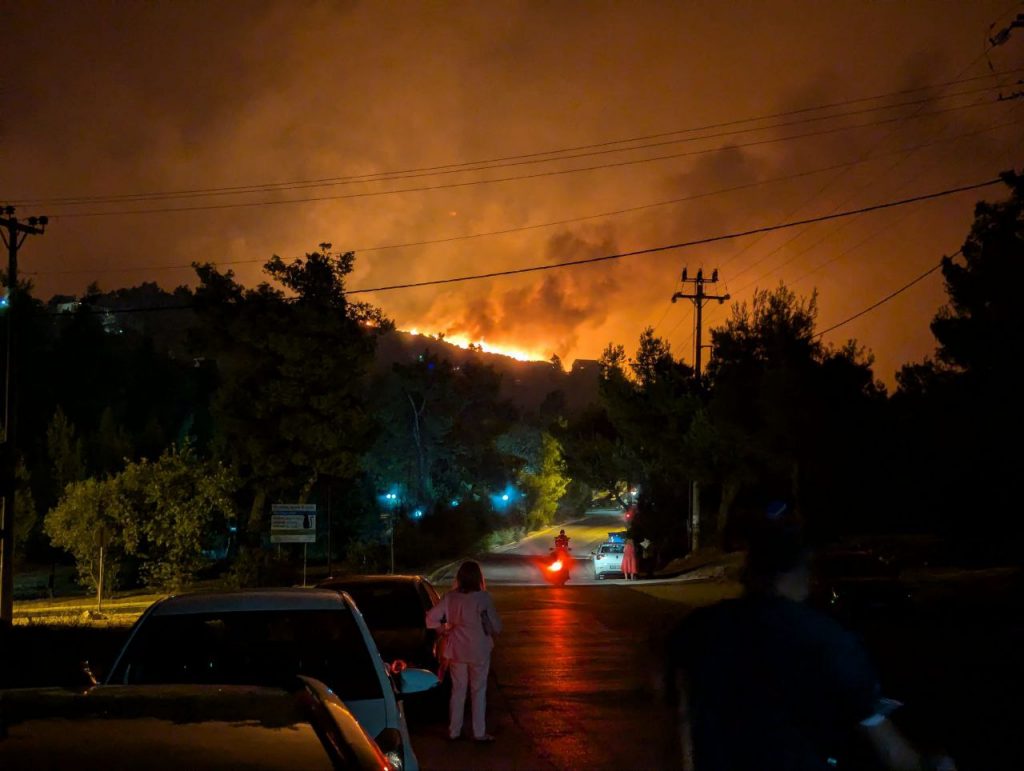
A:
[[423, 226, 622, 357]]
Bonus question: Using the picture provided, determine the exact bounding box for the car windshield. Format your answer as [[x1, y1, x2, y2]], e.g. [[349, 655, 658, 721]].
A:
[[331, 583, 424, 630], [110, 609, 384, 702], [599, 544, 624, 555]]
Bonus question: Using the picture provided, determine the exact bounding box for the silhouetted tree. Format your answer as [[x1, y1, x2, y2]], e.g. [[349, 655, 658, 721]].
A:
[[893, 172, 1024, 552], [191, 248, 388, 539], [705, 285, 883, 541]]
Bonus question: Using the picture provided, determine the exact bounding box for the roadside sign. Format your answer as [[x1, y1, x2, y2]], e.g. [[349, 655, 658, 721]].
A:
[[270, 503, 316, 544]]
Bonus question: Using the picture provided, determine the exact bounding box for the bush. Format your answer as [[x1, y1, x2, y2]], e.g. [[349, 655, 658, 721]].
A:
[[45, 445, 237, 592]]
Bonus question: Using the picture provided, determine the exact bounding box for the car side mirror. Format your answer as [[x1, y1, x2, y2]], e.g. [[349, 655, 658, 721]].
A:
[[396, 667, 439, 697]]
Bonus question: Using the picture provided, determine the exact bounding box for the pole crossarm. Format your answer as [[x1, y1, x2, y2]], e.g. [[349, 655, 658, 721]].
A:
[[669, 267, 730, 379]]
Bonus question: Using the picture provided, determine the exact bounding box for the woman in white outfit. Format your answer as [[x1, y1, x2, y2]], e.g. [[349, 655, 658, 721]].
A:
[[426, 560, 503, 742]]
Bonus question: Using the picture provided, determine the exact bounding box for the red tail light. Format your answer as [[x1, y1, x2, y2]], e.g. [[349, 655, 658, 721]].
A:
[[548, 560, 563, 572]]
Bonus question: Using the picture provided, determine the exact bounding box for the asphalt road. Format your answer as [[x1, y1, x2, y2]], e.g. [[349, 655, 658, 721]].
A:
[[433, 509, 631, 586], [416, 511, 1024, 770], [410, 582, 693, 771]]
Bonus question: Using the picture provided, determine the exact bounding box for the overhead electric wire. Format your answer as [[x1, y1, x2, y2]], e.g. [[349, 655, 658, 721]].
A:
[[722, 102, 1024, 300], [813, 258, 950, 339], [11, 78, 1016, 209], [343, 178, 999, 295], [645, 111, 1019, 334], [9, 67, 1024, 207], [32, 119, 1019, 278], [45, 178, 999, 318], [36, 99, 1010, 220], [787, 118, 1024, 291], [694, 31, 1021, 336]]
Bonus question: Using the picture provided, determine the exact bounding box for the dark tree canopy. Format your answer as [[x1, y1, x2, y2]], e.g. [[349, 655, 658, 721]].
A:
[[191, 248, 389, 530]]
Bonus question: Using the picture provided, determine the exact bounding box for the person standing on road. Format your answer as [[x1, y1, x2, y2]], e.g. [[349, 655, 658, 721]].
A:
[[666, 521, 956, 771], [427, 560, 503, 742], [622, 537, 639, 580]]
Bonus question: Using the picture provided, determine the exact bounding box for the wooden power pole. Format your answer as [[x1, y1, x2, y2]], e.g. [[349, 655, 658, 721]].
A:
[[671, 267, 729, 553], [1, 207, 48, 627]]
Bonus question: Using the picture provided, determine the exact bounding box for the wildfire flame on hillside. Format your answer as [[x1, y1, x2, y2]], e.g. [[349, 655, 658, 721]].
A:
[[406, 329, 547, 363]]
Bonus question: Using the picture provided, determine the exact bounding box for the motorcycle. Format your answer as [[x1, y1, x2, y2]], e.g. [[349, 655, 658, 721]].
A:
[[544, 546, 572, 586]]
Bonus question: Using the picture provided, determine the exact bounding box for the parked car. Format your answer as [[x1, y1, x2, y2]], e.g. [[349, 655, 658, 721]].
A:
[[592, 540, 626, 579], [811, 549, 913, 623], [317, 576, 441, 672], [0, 679, 392, 770], [104, 588, 437, 771]]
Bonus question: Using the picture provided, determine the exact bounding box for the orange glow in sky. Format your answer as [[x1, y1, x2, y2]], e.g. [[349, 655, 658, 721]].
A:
[[5, 2, 1021, 386]]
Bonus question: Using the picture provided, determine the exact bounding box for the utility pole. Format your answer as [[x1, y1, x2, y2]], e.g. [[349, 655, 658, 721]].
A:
[[1, 207, 48, 627], [671, 267, 730, 380], [671, 267, 729, 553]]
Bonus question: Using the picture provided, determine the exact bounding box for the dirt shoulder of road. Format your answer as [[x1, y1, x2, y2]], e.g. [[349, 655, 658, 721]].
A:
[[627, 578, 743, 607]]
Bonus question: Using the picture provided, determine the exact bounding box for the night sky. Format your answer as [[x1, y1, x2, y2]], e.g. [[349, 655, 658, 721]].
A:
[[4, 1, 1022, 382]]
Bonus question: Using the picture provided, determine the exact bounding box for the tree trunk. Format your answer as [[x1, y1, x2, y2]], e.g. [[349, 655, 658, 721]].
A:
[[248, 488, 266, 534], [714, 478, 739, 547], [407, 393, 427, 503], [690, 480, 701, 553]]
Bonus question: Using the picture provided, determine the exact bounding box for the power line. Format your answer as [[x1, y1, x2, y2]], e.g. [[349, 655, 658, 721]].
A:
[[646, 112, 1019, 333], [695, 48, 1021, 336], [696, 17, 1020, 328], [343, 178, 1000, 295], [44, 178, 998, 317], [721, 104, 1024, 300], [33, 119, 1018, 278], [813, 258, 949, 339], [37, 99, 1009, 219], [10, 70, 1020, 209]]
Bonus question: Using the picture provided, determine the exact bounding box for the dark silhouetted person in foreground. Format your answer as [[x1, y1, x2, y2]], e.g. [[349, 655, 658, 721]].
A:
[[667, 521, 955, 771], [427, 560, 503, 742]]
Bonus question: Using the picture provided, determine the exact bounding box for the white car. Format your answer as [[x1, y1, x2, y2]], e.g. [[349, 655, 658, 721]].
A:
[[0, 679, 393, 770], [592, 540, 626, 578], [105, 588, 437, 771]]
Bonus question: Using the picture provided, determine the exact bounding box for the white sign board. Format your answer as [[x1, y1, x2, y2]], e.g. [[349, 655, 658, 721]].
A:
[[270, 504, 316, 544]]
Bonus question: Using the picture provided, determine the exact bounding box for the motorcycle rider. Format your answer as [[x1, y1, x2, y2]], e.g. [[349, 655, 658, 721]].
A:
[[553, 529, 570, 552]]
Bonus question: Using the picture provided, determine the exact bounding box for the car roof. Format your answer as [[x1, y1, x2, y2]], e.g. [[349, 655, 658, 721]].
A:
[[320, 574, 426, 585], [147, 588, 350, 616], [1, 683, 313, 722], [0, 683, 381, 770]]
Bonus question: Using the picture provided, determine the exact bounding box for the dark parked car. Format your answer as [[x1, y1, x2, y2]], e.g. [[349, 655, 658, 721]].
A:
[[0, 679, 393, 770], [812, 549, 913, 623], [318, 576, 441, 672]]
